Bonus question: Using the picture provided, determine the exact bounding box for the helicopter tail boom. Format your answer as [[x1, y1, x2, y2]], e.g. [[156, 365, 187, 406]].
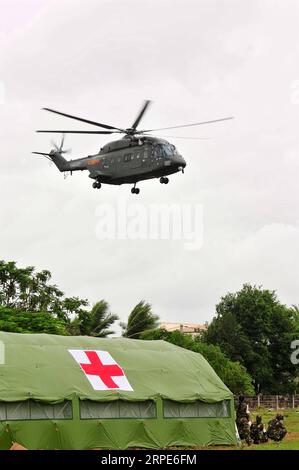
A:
[[49, 151, 70, 172], [31, 149, 71, 172]]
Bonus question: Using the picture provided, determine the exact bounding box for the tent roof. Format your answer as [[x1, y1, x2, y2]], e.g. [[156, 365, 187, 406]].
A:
[[0, 331, 232, 403]]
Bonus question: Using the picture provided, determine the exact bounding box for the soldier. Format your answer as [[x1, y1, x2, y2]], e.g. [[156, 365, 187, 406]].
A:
[[267, 414, 287, 442], [236, 395, 252, 446], [250, 415, 268, 444]]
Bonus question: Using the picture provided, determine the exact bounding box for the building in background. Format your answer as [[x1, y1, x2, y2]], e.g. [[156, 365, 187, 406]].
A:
[[160, 322, 208, 338]]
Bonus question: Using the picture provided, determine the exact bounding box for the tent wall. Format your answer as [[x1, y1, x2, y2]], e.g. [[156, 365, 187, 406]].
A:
[[0, 397, 237, 449]]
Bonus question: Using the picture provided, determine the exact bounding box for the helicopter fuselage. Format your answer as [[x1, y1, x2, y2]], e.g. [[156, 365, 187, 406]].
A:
[[65, 136, 186, 185]]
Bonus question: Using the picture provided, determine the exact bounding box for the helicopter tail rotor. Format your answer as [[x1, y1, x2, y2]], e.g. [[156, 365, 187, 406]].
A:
[[51, 134, 71, 154], [32, 134, 70, 172]]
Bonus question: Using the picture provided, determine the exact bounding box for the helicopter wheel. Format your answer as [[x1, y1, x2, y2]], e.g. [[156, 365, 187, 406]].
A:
[[160, 177, 169, 184], [131, 187, 140, 194], [92, 181, 101, 189]]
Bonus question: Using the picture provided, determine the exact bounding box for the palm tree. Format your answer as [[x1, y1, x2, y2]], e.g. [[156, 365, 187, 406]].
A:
[[121, 300, 159, 339], [72, 300, 119, 337]]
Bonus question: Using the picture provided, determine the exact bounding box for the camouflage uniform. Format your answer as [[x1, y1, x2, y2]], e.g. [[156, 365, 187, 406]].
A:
[[267, 414, 287, 442], [250, 415, 268, 444], [236, 396, 252, 446]]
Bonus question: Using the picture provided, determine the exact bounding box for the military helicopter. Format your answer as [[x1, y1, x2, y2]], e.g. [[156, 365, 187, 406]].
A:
[[33, 100, 233, 194]]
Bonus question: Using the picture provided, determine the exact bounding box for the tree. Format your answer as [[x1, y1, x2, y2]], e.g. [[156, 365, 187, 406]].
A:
[[141, 328, 254, 395], [204, 284, 298, 393], [58, 296, 89, 324], [70, 300, 118, 337], [0, 306, 68, 335], [0, 260, 119, 336], [121, 301, 159, 339], [0, 260, 63, 313]]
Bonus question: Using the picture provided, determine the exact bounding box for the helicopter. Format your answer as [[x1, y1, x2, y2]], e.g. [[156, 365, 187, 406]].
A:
[[33, 100, 233, 194]]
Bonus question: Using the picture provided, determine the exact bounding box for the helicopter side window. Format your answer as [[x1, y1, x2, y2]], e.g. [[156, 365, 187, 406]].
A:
[[154, 145, 163, 158], [124, 154, 133, 162]]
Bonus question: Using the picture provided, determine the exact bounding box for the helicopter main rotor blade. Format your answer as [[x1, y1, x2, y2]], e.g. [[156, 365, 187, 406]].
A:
[[42, 108, 126, 132], [36, 130, 120, 134], [142, 134, 210, 140], [140, 116, 234, 133], [131, 100, 151, 131]]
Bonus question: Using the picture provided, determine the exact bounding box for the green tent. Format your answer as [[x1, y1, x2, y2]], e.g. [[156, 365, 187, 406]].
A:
[[0, 331, 237, 449]]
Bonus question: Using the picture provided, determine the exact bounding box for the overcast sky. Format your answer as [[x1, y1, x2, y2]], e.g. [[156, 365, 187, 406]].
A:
[[0, 0, 298, 330]]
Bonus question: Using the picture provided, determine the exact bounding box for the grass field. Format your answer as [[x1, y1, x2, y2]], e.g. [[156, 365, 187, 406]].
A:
[[244, 409, 299, 450]]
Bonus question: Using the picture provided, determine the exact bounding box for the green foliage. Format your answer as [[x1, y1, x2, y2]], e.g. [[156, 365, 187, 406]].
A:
[[0, 306, 68, 335], [0, 260, 62, 312], [59, 296, 89, 321], [204, 284, 299, 393], [121, 301, 159, 338], [69, 300, 119, 337], [0, 260, 119, 337], [141, 328, 254, 395], [0, 260, 88, 322]]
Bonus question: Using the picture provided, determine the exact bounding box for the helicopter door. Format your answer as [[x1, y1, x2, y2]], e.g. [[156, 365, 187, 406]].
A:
[[141, 145, 151, 169], [133, 150, 143, 169], [101, 156, 115, 174]]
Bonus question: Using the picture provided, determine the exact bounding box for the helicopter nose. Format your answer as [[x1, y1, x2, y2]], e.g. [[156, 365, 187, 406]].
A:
[[174, 155, 186, 169]]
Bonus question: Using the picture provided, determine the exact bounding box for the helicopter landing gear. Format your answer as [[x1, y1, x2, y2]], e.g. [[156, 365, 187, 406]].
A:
[[131, 185, 140, 194], [92, 180, 101, 189], [160, 176, 169, 184]]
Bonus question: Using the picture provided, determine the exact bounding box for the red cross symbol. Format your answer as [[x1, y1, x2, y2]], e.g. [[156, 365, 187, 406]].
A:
[[80, 350, 124, 389]]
